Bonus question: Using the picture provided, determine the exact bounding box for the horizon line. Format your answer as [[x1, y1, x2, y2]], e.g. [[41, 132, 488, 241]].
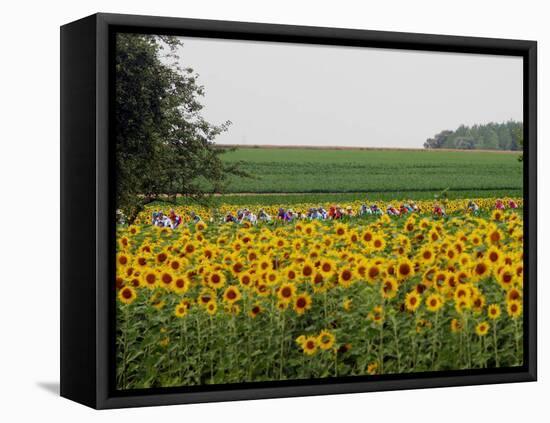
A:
[[214, 144, 521, 153]]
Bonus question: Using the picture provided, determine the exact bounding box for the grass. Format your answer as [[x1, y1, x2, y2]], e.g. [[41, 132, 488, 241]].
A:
[[219, 147, 523, 196]]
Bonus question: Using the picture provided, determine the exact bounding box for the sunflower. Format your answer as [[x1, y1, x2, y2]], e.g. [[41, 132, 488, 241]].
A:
[[471, 294, 486, 314], [418, 246, 436, 265], [445, 272, 458, 291], [276, 301, 289, 311], [367, 362, 378, 375], [422, 267, 436, 287], [174, 303, 189, 318], [249, 303, 262, 318], [381, 277, 398, 299], [506, 299, 522, 318], [319, 259, 336, 276], [396, 258, 414, 280], [239, 271, 254, 289], [301, 260, 315, 280], [128, 277, 140, 289], [134, 255, 149, 269], [255, 282, 270, 297], [247, 250, 259, 262], [302, 336, 318, 355], [172, 276, 190, 294], [263, 270, 279, 286], [425, 293, 444, 312], [206, 301, 218, 316], [118, 286, 137, 304], [168, 259, 183, 272], [486, 246, 501, 266], [195, 221, 207, 231], [498, 267, 516, 290], [450, 318, 462, 333], [311, 272, 328, 293], [302, 223, 314, 235], [338, 266, 355, 287], [334, 223, 347, 237], [487, 304, 501, 320], [355, 260, 368, 279], [404, 218, 416, 233], [361, 229, 374, 245], [198, 287, 216, 307], [507, 287, 522, 302], [159, 271, 174, 290], [471, 259, 491, 281], [456, 270, 469, 285], [230, 259, 246, 276], [475, 321, 490, 336], [317, 330, 336, 350], [368, 305, 384, 325], [470, 232, 483, 247], [405, 291, 421, 312], [295, 335, 306, 347], [207, 270, 226, 290], [445, 248, 457, 262], [223, 285, 242, 304], [486, 227, 503, 245], [454, 284, 472, 302], [491, 209, 504, 221], [321, 235, 333, 248], [371, 235, 386, 251], [343, 297, 353, 312], [155, 250, 169, 264], [277, 282, 296, 303], [428, 229, 440, 243], [116, 253, 130, 268], [127, 225, 140, 236], [224, 303, 241, 316], [293, 293, 312, 315], [365, 262, 381, 284], [454, 297, 472, 314], [203, 246, 216, 260], [142, 270, 158, 289], [149, 291, 165, 309], [433, 270, 448, 291], [348, 230, 360, 244]]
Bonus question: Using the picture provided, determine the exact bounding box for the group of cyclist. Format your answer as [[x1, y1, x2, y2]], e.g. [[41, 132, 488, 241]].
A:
[[150, 198, 518, 229]]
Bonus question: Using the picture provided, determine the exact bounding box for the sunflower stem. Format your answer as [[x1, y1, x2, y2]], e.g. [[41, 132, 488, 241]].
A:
[[513, 318, 520, 365], [431, 311, 440, 370], [196, 314, 202, 385], [378, 321, 384, 374], [464, 314, 472, 368], [334, 349, 338, 377], [121, 305, 130, 389], [492, 320, 499, 367], [279, 311, 286, 379], [209, 314, 214, 384]]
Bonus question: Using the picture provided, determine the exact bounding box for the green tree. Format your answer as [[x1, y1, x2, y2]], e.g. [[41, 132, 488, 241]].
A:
[[424, 121, 523, 151], [512, 126, 524, 161], [482, 128, 499, 149], [115, 34, 246, 223]]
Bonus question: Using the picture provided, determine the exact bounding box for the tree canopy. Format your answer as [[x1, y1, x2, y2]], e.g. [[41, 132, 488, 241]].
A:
[[424, 121, 523, 151], [115, 34, 246, 222]]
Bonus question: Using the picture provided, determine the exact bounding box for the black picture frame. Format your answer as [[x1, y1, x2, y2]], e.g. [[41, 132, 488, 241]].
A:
[[60, 12, 537, 409]]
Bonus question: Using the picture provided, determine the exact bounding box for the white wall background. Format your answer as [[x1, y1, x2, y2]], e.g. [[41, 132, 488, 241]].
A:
[[0, 0, 547, 421]]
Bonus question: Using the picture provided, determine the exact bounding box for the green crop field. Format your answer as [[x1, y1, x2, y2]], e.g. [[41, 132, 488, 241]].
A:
[[218, 147, 523, 201]]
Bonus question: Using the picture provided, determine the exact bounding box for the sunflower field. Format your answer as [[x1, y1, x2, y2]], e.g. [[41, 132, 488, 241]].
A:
[[115, 199, 524, 389]]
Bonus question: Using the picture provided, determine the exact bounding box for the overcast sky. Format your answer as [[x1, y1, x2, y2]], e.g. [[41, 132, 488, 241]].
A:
[[172, 36, 523, 148]]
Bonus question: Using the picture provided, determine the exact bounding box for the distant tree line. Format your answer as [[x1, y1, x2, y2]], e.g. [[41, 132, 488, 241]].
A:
[[424, 121, 523, 151]]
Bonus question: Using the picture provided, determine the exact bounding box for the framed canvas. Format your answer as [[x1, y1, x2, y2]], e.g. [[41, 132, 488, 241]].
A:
[[60, 13, 537, 409]]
